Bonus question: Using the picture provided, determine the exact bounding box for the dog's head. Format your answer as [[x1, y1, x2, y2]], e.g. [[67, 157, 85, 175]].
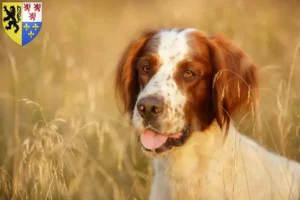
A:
[[115, 29, 258, 157]]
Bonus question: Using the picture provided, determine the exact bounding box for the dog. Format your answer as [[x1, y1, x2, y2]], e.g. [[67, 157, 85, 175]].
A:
[[115, 28, 300, 200]]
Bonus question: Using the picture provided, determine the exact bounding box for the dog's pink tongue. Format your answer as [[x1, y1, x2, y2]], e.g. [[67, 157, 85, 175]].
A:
[[141, 130, 168, 150], [140, 130, 183, 150]]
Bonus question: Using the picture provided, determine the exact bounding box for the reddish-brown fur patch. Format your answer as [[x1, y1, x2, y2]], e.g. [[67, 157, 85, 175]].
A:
[[176, 31, 259, 133], [136, 54, 160, 89], [174, 34, 214, 132], [115, 30, 159, 115]]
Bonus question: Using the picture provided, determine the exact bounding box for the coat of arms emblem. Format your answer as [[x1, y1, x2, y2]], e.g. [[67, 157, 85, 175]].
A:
[[2, 2, 42, 46]]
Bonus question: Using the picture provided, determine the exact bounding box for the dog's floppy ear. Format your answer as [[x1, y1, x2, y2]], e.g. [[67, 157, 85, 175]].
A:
[[208, 35, 259, 133], [115, 30, 158, 116]]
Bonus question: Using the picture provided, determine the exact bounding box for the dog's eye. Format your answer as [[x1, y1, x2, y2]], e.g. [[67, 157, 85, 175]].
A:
[[183, 70, 195, 78], [142, 64, 151, 73]]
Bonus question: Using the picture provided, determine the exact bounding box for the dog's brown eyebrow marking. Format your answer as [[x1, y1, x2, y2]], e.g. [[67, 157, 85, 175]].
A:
[[142, 34, 161, 54]]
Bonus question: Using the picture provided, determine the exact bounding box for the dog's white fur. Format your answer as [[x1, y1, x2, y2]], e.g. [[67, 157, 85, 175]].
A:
[[149, 120, 300, 200]]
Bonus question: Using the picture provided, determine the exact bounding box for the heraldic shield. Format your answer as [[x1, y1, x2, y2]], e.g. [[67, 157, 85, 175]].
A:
[[2, 2, 42, 46]]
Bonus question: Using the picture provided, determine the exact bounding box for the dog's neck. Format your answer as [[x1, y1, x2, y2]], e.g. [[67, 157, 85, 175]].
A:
[[152, 120, 239, 182]]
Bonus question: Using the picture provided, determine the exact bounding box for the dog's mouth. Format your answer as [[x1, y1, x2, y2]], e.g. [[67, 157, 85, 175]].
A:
[[138, 125, 190, 154]]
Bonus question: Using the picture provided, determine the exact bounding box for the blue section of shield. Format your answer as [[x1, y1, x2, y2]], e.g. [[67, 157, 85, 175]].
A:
[[22, 22, 42, 46]]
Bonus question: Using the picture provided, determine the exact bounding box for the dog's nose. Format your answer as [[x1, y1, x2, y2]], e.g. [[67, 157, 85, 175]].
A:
[[137, 96, 164, 120]]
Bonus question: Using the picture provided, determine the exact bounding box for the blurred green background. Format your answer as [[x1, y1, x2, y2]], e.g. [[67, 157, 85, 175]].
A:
[[0, 0, 300, 199]]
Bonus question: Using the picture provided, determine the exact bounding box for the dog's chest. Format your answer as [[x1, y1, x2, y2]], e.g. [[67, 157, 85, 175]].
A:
[[153, 148, 266, 200], [151, 133, 300, 200], [153, 153, 235, 200]]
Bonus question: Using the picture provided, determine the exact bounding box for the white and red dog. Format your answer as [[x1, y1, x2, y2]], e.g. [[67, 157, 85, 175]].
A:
[[115, 28, 300, 200]]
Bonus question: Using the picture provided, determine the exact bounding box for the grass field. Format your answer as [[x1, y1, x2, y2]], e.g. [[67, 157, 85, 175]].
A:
[[0, 0, 300, 199]]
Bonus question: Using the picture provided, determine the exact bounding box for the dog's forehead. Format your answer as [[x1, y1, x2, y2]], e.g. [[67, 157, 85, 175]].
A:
[[156, 28, 195, 67]]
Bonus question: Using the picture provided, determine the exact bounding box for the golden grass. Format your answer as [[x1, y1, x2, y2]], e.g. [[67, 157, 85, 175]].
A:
[[0, 0, 300, 199]]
